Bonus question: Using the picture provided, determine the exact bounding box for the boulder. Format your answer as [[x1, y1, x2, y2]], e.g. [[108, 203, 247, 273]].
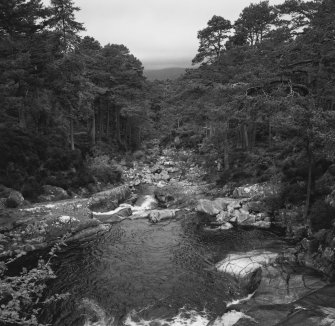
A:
[[216, 250, 278, 294], [134, 195, 158, 210], [233, 183, 279, 200], [216, 211, 231, 224], [149, 209, 178, 223], [0, 198, 6, 209], [93, 207, 132, 224], [154, 189, 175, 207], [6, 190, 24, 208], [252, 221, 271, 229], [0, 185, 12, 198], [233, 209, 257, 225], [38, 185, 70, 202], [242, 201, 265, 213], [196, 198, 234, 216], [89, 185, 131, 208]]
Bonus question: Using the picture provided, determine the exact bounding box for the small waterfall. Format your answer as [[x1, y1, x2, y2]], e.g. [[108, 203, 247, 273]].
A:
[[81, 300, 253, 326]]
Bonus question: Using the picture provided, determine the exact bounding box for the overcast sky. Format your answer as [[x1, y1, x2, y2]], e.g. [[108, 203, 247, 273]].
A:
[[70, 0, 285, 69]]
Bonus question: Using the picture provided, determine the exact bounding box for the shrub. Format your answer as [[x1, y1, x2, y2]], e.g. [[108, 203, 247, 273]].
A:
[[309, 200, 335, 232], [86, 155, 122, 184]]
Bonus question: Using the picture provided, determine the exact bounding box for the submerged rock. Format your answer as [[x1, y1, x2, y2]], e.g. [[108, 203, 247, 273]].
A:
[[149, 209, 179, 223]]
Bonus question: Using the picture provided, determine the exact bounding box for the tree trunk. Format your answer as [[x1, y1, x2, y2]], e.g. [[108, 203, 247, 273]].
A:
[[91, 110, 96, 145], [223, 121, 230, 170], [98, 100, 103, 142], [303, 143, 313, 225], [70, 118, 75, 150], [106, 103, 110, 143], [19, 105, 26, 129], [268, 120, 272, 148], [243, 124, 249, 150]]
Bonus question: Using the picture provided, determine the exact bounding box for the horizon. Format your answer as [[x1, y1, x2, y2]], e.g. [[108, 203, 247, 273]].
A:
[[43, 0, 286, 69]]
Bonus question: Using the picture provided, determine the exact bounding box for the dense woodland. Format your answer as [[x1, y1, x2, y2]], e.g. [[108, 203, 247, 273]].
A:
[[1, 0, 335, 225]]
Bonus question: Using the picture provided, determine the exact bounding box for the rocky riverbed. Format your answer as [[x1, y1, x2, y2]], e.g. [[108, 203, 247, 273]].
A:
[[1, 148, 335, 325]]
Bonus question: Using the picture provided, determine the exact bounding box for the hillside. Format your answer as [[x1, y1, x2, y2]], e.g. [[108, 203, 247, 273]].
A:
[[144, 67, 187, 81]]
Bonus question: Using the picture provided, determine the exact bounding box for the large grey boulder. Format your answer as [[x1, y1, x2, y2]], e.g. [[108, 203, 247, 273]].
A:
[[6, 190, 24, 208], [216, 250, 278, 294], [38, 185, 70, 202], [196, 198, 235, 216]]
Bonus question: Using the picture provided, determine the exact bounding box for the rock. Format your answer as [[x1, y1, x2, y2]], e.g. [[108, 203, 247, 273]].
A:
[[0, 233, 9, 244], [276, 284, 335, 326], [216, 250, 278, 293], [252, 221, 271, 229], [196, 198, 233, 216], [322, 247, 334, 261], [242, 201, 265, 213], [301, 238, 319, 254], [6, 190, 24, 208], [233, 209, 257, 225], [0, 198, 6, 209], [149, 209, 178, 223], [38, 185, 69, 202], [0, 185, 11, 198], [134, 195, 158, 210], [216, 211, 231, 223], [154, 189, 175, 207], [67, 224, 110, 242], [220, 222, 234, 230], [233, 183, 279, 200], [89, 185, 131, 208], [93, 207, 132, 224]]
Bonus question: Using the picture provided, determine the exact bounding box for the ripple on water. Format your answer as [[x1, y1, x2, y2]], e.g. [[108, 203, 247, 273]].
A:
[[40, 214, 283, 326]]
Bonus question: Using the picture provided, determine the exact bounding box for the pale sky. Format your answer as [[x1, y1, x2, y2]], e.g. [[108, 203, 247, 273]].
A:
[[65, 0, 286, 69]]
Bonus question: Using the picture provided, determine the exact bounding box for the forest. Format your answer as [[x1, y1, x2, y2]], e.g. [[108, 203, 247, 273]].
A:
[[1, 0, 335, 221], [1, 0, 335, 324]]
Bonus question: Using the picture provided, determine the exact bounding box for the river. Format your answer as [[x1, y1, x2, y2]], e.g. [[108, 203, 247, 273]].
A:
[[39, 201, 279, 326]]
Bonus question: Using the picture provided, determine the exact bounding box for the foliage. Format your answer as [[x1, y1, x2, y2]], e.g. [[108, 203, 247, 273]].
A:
[[86, 155, 122, 184], [309, 199, 335, 232], [192, 15, 232, 64], [0, 237, 69, 326]]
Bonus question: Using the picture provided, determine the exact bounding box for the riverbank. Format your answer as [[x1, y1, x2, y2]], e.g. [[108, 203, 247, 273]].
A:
[[1, 147, 335, 326]]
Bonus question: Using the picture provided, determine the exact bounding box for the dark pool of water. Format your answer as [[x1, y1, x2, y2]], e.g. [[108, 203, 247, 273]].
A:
[[40, 213, 280, 326]]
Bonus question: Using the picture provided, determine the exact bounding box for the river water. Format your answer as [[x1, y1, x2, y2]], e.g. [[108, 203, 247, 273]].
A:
[[40, 206, 279, 326]]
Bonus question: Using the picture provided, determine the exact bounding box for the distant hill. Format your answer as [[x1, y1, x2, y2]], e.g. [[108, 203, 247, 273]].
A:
[[144, 67, 187, 81]]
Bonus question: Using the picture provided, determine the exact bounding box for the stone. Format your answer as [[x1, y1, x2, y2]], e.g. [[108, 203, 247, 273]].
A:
[[301, 238, 319, 253], [216, 251, 279, 294], [233, 183, 279, 200], [322, 247, 334, 261], [219, 222, 234, 230], [6, 190, 24, 208], [233, 209, 257, 225], [252, 221, 271, 229], [154, 189, 175, 207], [242, 201, 264, 213], [0, 185, 11, 198], [0, 233, 9, 244], [93, 207, 132, 224], [134, 195, 158, 210], [0, 198, 6, 209], [216, 211, 231, 223], [149, 209, 178, 223], [38, 185, 70, 202], [196, 198, 234, 216]]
